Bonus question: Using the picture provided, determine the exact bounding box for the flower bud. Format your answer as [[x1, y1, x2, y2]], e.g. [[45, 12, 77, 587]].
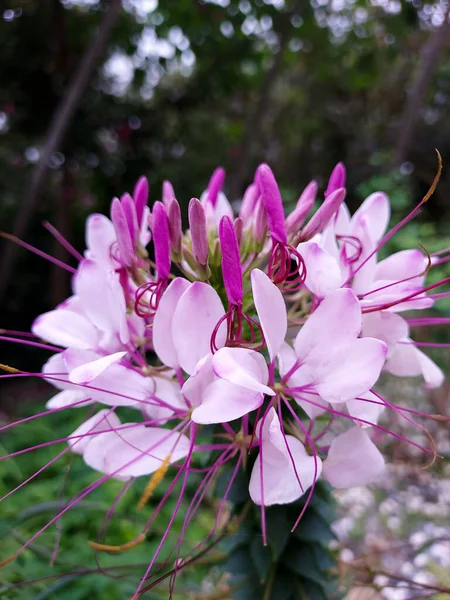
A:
[[219, 216, 243, 306], [300, 187, 346, 241], [151, 201, 171, 280], [325, 162, 346, 198], [206, 167, 225, 207], [256, 164, 287, 245], [167, 198, 182, 260], [111, 197, 134, 266], [285, 180, 317, 235], [188, 198, 209, 268], [133, 176, 149, 227], [162, 180, 175, 207]]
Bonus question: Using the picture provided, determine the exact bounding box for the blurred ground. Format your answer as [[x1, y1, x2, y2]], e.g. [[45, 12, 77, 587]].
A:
[[336, 376, 450, 599]]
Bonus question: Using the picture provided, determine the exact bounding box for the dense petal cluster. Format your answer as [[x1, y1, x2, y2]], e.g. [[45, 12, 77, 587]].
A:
[[1, 161, 448, 595]]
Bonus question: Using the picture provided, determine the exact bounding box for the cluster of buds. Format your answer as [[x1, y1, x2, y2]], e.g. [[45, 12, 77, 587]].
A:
[[1, 159, 448, 596]]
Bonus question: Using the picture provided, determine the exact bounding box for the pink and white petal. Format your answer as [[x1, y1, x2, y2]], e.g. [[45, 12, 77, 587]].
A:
[[32, 309, 99, 349], [153, 278, 191, 368], [294, 288, 362, 363], [181, 355, 215, 408], [315, 338, 387, 404], [85, 214, 117, 267], [251, 269, 287, 360], [69, 409, 121, 455], [375, 249, 427, 283], [142, 376, 188, 421], [333, 203, 351, 236], [323, 427, 385, 488], [346, 391, 384, 428], [352, 192, 390, 242], [362, 311, 409, 356], [46, 389, 93, 410], [386, 339, 444, 388], [249, 410, 322, 505], [277, 342, 298, 379], [293, 392, 328, 419], [297, 242, 342, 297], [212, 347, 274, 395], [84, 425, 191, 480], [69, 351, 127, 384], [172, 282, 225, 374], [191, 379, 264, 424], [43, 352, 72, 391], [351, 217, 377, 294]]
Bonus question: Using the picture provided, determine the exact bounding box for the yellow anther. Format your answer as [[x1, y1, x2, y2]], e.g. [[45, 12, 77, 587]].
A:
[[0, 363, 20, 374], [137, 454, 172, 511], [88, 532, 146, 553]]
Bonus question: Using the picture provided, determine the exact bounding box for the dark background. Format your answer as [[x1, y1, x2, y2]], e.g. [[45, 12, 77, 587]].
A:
[[1, 0, 450, 371]]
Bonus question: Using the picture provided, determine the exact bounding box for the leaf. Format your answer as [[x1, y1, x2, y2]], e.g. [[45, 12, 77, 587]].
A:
[[214, 465, 249, 505], [293, 510, 338, 546], [265, 505, 292, 559], [268, 567, 297, 600], [249, 537, 272, 580], [283, 542, 324, 584]]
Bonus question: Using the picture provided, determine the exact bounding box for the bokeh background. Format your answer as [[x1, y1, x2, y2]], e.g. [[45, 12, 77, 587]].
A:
[[1, 1, 450, 598]]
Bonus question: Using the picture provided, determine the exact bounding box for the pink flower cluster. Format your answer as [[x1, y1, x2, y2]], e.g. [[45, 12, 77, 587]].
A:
[[2, 162, 447, 589]]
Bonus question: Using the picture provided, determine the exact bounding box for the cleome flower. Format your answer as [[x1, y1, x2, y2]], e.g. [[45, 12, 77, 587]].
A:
[[0, 160, 447, 598]]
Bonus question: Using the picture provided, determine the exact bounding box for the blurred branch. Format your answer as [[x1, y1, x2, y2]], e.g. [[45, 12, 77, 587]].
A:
[[394, 6, 450, 165], [0, 0, 122, 303]]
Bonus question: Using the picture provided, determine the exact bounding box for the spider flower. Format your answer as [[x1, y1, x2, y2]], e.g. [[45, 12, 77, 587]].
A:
[[1, 160, 448, 598]]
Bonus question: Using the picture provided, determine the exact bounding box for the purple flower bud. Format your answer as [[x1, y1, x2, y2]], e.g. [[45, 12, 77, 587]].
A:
[[121, 193, 139, 245], [188, 198, 209, 266], [133, 176, 149, 227], [254, 198, 268, 244], [285, 180, 318, 235], [239, 183, 259, 222], [152, 201, 171, 280], [219, 216, 243, 306], [162, 180, 175, 207], [233, 217, 243, 246], [325, 162, 346, 198], [167, 198, 182, 257], [111, 197, 134, 266], [256, 164, 287, 245], [300, 187, 346, 240], [207, 167, 225, 207]]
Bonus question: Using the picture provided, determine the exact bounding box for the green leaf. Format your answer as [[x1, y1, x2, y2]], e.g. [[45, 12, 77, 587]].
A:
[[265, 505, 292, 559], [293, 511, 338, 546], [249, 537, 272, 580], [283, 542, 324, 584]]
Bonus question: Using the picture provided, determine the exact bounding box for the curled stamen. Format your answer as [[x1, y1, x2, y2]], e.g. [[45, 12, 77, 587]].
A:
[[267, 242, 307, 291], [88, 533, 146, 553], [137, 454, 172, 511], [210, 305, 265, 353], [336, 234, 363, 264], [134, 279, 168, 317]]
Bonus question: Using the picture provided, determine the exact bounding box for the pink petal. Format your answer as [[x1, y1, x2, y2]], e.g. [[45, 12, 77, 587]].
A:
[[251, 268, 287, 361], [362, 311, 409, 356], [315, 338, 387, 403], [69, 409, 121, 455], [69, 351, 127, 385], [133, 176, 149, 226], [110, 197, 134, 266], [219, 216, 243, 305], [385, 340, 444, 388], [46, 390, 93, 410], [375, 249, 427, 283], [172, 282, 225, 374], [249, 408, 322, 505], [294, 288, 362, 364], [325, 162, 346, 197], [297, 242, 342, 297], [206, 167, 225, 207], [323, 427, 385, 488], [152, 277, 191, 368], [181, 355, 215, 408], [346, 391, 384, 428], [352, 192, 390, 242], [191, 379, 264, 424], [212, 347, 274, 395], [85, 214, 117, 267], [32, 309, 99, 349], [84, 425, 191, 479]]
